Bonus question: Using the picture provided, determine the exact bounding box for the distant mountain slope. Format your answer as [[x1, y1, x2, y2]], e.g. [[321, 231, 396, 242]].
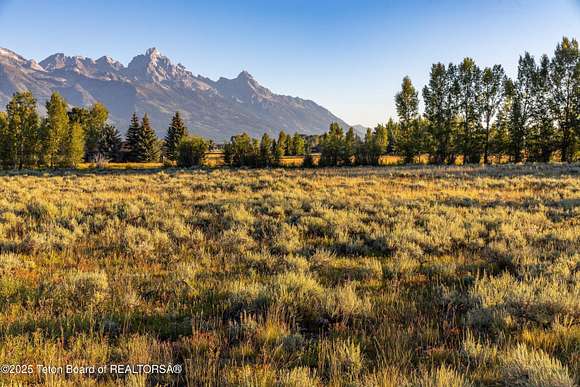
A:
[[0, 47, 349, 141]]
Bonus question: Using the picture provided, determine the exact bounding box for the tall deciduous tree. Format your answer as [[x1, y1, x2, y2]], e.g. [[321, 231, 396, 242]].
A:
[[259, 133, 274, 166], [480, 65, 505, 164], [6, 91, 40, 168], [274, 131, 288, 163], [510, 53, 536, 162], [291, 133, 306, 156], [41, 92, 69, 167], [85, 103, 108, 160], [319, 122, 345, 166], [62, 122, 85, 167], [395, 76, 421, 162], [528, 55, 556, 162], [458, 58, 483, 163], [550, 37, 579, 162], [165, 111, 188, 161], [423, 63, 459, 163]]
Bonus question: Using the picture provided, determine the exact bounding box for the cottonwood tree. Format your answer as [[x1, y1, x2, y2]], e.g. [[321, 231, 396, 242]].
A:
[[41, 92, 69, 167], [319, 122, 345, 166], [528, 55, 556, 161], [395, 76, 421, 162], [457, 58, 483, 163], [480, 65, 505, 164], [6, 91, 40, 168], [423, 63, 460, 163], [62, 122, 85, 167], [510, 53, 536, 162], [259, 133, 274, 166], [224, 133, 259, 167], [176, 135, 208, 167], [290, 133, 306, 156], [550, 37, 579, 162], [85, 103, 109, 160]]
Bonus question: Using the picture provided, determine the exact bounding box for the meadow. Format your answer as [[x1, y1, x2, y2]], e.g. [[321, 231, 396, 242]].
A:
[[0, 163, 578, 386]]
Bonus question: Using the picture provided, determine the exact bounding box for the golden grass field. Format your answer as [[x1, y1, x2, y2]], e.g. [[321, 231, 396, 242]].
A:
[[0, 164, 579, 386]]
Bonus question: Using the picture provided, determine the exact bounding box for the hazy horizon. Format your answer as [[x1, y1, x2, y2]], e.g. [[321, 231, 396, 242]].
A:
[[1, 0, 579, 127]]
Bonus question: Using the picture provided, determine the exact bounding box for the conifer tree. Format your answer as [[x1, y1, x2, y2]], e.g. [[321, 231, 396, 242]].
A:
[[0, 112, 8, 168], [126, 113, 141, 162], [164, 111, 188, 161], [41, 92, 69, 167], [99, 124, 123, 161], [135, 114, 160, 162]]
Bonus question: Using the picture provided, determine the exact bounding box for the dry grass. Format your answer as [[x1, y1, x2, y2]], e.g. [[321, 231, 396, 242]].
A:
[[0, 163, 578, 385]]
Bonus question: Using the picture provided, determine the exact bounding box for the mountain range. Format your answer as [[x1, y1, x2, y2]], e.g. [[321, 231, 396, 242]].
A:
[[0, 47, 349, 140]]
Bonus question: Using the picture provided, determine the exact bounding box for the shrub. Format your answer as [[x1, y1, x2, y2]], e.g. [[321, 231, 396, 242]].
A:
[[176, 135, 209, 167]]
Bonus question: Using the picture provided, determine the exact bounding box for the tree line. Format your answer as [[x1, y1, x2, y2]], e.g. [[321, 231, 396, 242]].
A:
[[215, 36, 579, 167], [0, 91, 211, 168], [0, 37, 577, 169]]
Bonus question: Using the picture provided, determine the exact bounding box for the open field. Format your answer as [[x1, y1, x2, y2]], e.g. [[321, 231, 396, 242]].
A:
[[0, 164, 579, 386]]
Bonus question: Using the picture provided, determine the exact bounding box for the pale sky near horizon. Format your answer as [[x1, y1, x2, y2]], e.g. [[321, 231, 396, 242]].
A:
[[0, 0, 579, 127]]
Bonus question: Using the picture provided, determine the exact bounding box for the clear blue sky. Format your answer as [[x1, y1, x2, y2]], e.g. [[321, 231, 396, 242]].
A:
[[1, 0, 579, 127]]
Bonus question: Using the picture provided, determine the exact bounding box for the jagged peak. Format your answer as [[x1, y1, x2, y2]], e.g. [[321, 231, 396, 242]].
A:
[[145, 47, 160, 57]]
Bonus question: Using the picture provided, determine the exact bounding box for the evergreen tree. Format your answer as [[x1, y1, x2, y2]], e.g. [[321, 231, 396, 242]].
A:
[[550, 37, 579, 162], [99, 124, 123, 161], [480, 65, 505, 164], [6, 91, 40, 168], [395, 77, 421, 162], [0, 112, 8, 168], [259, 133, 274, 166], [126, 113, 141, 162], [135, 114, 160, 162], [62, 122, 85, 167], [41, 92, 69, 167], [164, 111, 188, 161]]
